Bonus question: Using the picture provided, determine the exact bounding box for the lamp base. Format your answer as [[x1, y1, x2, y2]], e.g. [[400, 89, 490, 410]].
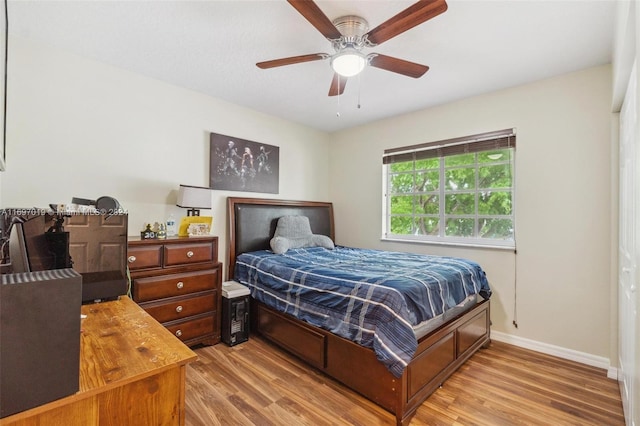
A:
[[187, 209, 200, 216]]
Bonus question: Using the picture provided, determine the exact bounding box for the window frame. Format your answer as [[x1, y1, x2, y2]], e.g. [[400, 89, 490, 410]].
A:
[[382, 129, 516, 249]]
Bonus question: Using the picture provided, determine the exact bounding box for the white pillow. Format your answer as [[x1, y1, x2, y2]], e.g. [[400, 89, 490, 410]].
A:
[[269, 216, 334, 254]]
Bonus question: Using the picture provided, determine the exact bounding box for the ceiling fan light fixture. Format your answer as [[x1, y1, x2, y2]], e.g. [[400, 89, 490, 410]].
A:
[[331, 49, 366, 77]]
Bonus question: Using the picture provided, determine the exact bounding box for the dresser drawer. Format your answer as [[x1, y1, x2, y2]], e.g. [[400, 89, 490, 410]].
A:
[[141, 292, 217, 323], [134, 270, 217, 302], [127, 244, 163, 270], [164, 242, 214, 267], [165, 315, 216, 343]]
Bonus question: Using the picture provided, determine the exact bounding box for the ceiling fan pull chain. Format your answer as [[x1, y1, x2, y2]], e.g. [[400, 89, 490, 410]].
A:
[[357, 73, 362, 109], [336, 75, 341, 117]]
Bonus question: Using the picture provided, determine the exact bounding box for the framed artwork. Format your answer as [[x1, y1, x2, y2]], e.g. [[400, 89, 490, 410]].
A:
[[209, 132, 279, 194]]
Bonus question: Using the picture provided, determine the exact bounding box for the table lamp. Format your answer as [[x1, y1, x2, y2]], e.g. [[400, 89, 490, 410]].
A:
[[176, 184, 212, 216]]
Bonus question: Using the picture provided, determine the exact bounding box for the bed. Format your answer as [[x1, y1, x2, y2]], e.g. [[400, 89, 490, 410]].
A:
[[227, 197, 491, 425]]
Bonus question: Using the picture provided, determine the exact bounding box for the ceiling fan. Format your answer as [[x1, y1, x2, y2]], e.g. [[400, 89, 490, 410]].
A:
[[256, 0, 448, 97]]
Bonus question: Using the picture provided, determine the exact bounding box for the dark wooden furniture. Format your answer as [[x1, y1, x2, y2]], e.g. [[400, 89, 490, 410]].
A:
[[128, 236, 222, 346], [227, 197, 491, 426], [0, 297, 197, 426]]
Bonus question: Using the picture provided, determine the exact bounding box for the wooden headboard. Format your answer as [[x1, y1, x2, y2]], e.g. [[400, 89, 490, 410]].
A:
[[226, 197, 334, 279]]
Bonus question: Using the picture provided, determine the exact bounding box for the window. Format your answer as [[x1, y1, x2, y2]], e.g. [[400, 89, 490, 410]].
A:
[[383, 129, 516, 248]]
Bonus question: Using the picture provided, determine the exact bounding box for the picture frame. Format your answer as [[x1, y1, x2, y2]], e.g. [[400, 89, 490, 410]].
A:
[[209, 132, 279, 194], [187, 223, 210, 237]]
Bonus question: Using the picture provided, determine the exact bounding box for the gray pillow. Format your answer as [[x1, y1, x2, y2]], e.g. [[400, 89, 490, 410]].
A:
[[269, 215, 335, 254]]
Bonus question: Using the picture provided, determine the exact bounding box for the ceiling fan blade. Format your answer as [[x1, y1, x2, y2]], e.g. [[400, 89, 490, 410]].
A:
[[369, 54, 429, 78], [366, 0, 448, 46], [256, 53, 327, 69], [328, 73, 347, 97], [287, 0, 342, 40]]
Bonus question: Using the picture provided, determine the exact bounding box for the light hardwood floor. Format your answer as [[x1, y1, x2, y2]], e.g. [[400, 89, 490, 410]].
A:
[[185, 336, 624, 425]]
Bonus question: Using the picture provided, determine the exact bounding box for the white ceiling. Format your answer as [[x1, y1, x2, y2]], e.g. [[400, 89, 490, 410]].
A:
[[9, 0, 616, 133]]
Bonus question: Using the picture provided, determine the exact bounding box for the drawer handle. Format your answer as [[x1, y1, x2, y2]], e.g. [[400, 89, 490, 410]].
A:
[[175, 329, 182, 338], [127, 255, 136, 263], [176, 281, 184, 289], [186, 250, 194, 258], [176, 305, 183, 313]]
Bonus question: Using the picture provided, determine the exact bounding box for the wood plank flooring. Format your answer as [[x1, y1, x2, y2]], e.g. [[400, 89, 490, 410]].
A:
[[185, 336, 624, 426]]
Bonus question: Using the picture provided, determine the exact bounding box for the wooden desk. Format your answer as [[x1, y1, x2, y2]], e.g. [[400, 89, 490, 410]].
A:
[[0, 297, 197, 426]]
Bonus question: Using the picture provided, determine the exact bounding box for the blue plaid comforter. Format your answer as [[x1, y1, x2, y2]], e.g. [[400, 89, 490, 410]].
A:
[[234, 246, 491, 377]]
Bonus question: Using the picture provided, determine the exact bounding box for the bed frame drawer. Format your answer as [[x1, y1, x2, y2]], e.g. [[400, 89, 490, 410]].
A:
[[407, 332, 455, 397], [457, 309, 488, 357], [255, 303, 326, 369]]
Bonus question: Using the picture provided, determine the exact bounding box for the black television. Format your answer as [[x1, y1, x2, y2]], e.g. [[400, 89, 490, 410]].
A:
[[2, 209, 128, 303]]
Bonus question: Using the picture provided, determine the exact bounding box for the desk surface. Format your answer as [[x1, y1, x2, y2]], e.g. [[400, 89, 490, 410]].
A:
[[79, 296, 197, 394], [0, 296, 197, 425]]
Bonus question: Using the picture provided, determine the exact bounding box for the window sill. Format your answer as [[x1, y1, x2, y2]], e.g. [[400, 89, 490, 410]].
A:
[[380, 237, 516, 252]]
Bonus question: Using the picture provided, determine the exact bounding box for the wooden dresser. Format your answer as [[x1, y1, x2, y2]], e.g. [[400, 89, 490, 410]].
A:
[[0, 297, 197, 426], [128, 236, 222, 346]]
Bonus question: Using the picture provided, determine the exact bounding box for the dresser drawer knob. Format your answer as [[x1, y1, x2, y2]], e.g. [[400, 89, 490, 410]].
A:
[[176, 305, 183, 313], [186, 250, 194, 258], [127, 255, 136, 263], [175, 329, 182, 338], [176, 281, 184, 289]]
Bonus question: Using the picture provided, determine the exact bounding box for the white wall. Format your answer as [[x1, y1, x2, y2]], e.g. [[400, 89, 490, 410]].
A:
[[4, 37, 330, 275], [5, 35, 617, 368], [329, 65, 614, 362]]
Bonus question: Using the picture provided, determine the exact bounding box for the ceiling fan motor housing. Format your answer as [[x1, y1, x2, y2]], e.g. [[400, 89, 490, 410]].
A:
[[332, 15, 369, 51]]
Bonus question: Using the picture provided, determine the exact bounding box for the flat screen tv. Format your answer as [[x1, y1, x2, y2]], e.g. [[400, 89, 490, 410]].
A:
[[2, 209, 128, 303]]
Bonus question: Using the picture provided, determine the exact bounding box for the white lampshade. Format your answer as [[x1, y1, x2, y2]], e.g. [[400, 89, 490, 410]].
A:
[[176, 184, 212, 216], [331, 49, 366, 77]]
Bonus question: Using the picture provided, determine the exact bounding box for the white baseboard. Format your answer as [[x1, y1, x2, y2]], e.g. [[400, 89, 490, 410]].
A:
[[491, 331, 618, 380]]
